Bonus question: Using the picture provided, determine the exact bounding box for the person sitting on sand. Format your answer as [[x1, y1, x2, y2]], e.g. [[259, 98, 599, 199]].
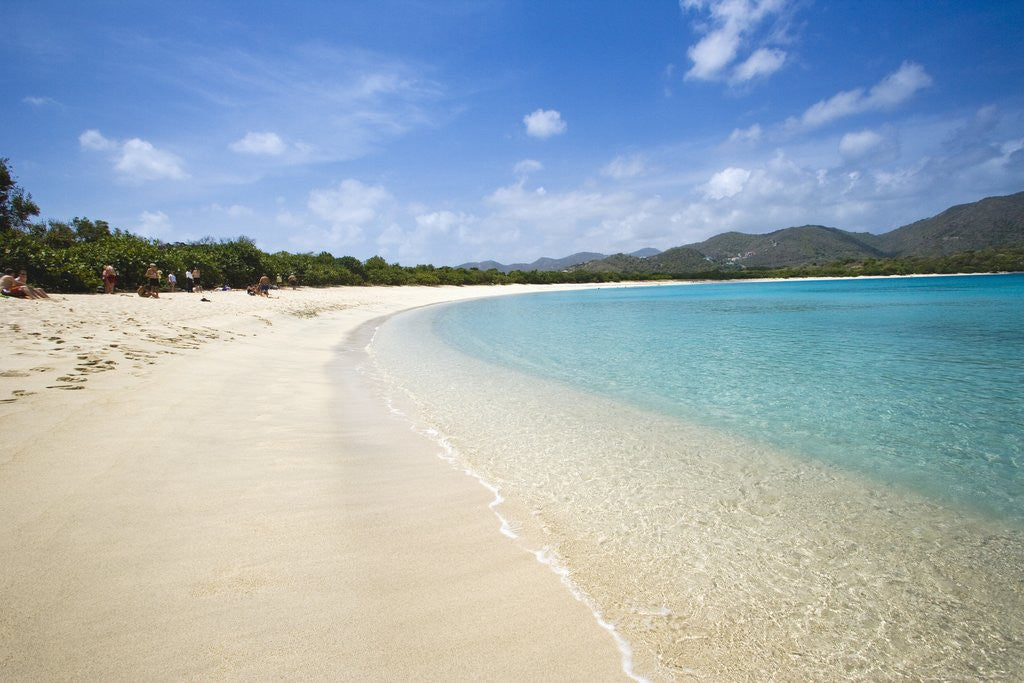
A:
[[102, 264, 117, 294], [15, 270, 50, 299], [145, 263, 161, 298], [0, 268, 25, 297], [258, 275, 271, 297]]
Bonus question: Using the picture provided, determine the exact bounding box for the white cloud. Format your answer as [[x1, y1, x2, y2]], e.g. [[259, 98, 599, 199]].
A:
[[210, 203, 256, 219], [681, 0, 791, 83], [523, 109, 567, 138], [602, 154, 646, 179], [79, 129, 187, 181], [308, 178, 392, 226], [514, 159, 543, 176], [134, 210, 172, 238], [732, 47, 786, 82], [22, 96, 58, 107], [116, 139, 188, 181], [728, 123, 762, 143], [797, 62, 932, 128], [172, 44, 445, 165], [703, 166, 752, 199], [230, 131, 287, 155], [376, 210, 479, 262], [839, 130, 884, 158], [79, 129, 116, 151]]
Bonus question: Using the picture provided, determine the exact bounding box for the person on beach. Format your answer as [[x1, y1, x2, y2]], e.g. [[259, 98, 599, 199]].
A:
[[192, 267, 202, 293], [102, 264, 117, 294], [144, 263, 161, 298], [258, 275, 271, 296], [288, 273, 297, 289], [185, 268, 194, 292], [15, 270, 50, 299], [0, 268, 25, 297], [167, 272, 177, 292]]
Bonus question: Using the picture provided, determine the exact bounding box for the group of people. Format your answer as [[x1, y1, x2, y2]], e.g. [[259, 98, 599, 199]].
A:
[[114, 264, 203, 298], [3, 263, 292, 300], [0, 269, 50, 299]]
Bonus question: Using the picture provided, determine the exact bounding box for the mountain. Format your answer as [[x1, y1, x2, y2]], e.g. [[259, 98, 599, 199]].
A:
[[575, 190, 1024, 274], [459, 248, 661, 273], [684, 225, 886, 268], [872, 191, 1024, 257]]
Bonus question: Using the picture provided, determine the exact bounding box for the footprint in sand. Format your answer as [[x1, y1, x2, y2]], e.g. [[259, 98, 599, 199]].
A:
[[46, 385, 85, 390], [56, 375, 87, 383], [0, 370, 31, 378], [29, 366, 54, 373]]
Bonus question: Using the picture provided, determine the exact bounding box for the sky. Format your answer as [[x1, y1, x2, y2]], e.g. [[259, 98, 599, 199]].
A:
[[3, 1, 1023, 266]]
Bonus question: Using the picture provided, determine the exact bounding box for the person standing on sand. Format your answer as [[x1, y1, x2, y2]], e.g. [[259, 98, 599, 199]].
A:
[[185, 268, 194, 292], [167, 272, 177, 292], [102, 264, 117, 294], [192, 267, 202, 293], [145, 263, 161, 298], [288, 273, 297, 289], [258, 274, 271, 297]]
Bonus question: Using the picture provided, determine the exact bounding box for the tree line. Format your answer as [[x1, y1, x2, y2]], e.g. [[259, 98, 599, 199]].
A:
[[2, 158, 1021, 293]]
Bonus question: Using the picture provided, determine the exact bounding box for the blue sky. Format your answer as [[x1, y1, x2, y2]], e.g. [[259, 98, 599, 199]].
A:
[[3, 1, 1023, 266]]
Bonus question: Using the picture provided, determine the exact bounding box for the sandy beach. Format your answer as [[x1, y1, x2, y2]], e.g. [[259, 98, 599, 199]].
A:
[[0, 285, 629, 680]]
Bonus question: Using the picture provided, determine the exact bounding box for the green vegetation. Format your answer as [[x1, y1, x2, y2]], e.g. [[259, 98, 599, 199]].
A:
[[1, 158, 1021, 293]]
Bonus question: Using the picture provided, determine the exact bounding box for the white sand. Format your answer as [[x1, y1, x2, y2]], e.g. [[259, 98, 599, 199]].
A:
[[0, 285, 630, 680]]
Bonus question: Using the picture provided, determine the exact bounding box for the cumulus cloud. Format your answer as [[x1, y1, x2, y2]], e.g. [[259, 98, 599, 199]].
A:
[[602, 154, 646, 179], [703, 166, 752, 199], [839, 129, 884, 158], [523, 109, 567, 138], [79, 129, 116, 151], [308, 178, 392, 227], [230, 131, 287, 155], [117, 139, 188, 181], [797, 62, 932, 128], [681, 0, 791, 83], [134, 210, 173, 238], [79, 129, 188, 181]]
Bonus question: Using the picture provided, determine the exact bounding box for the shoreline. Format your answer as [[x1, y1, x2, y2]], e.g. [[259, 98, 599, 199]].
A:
[[368, 279, 1024, 679], [0, 284, 631, 680]]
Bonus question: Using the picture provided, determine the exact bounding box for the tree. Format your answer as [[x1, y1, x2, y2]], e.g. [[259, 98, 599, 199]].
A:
[[72, 217, 111, 242], [0, 158, 41, 232]]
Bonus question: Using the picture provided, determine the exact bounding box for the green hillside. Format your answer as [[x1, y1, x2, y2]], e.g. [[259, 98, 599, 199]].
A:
[[874, 191, 1024, 257], [576, 190, 1024, 274]]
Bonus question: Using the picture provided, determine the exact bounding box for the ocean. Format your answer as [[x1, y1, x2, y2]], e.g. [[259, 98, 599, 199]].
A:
[[367, 274, 1024, 680]]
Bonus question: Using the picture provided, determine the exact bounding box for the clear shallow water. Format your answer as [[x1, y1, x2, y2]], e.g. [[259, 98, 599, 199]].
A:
[[433, 275, 1024, 522], [368, 275, 1024, 681]]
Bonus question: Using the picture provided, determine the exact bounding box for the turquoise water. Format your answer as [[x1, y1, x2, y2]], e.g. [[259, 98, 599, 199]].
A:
[[432, 274, 1024, 523], [369, 274, 1024, 680]]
